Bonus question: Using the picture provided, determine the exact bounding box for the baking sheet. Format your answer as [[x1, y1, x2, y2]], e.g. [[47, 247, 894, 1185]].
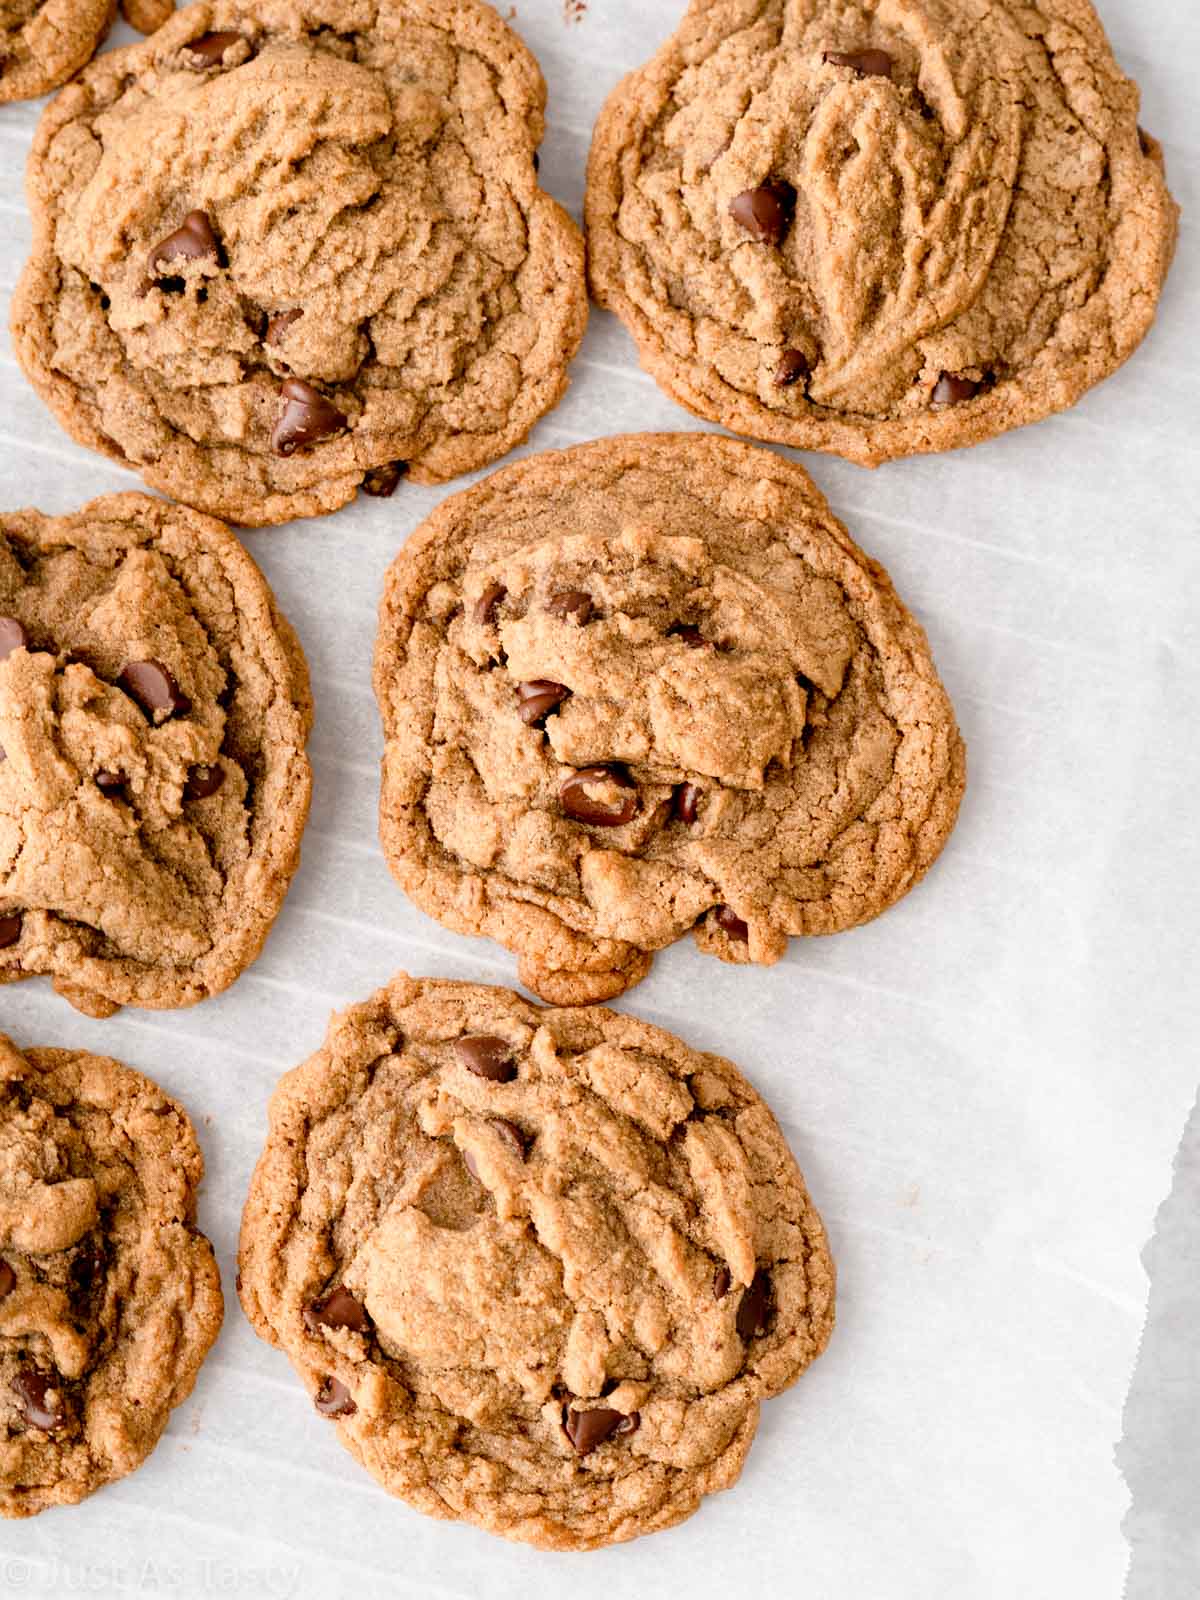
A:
[[1, 1, 1198, 1595]]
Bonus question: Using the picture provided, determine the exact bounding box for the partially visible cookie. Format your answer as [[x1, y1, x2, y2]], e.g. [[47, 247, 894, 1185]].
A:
[[12, 0, 587, 526], [0, 0, 173, 106], [0, 492, 312, 1016], [374, 434, 964, 1003], [586, 0, 1178, 465], [0, 1034, 222, 1518], [238, 974, 834, 1550]]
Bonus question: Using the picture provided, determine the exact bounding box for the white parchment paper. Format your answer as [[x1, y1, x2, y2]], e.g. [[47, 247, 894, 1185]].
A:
[[0, 2, 1197, 1596]]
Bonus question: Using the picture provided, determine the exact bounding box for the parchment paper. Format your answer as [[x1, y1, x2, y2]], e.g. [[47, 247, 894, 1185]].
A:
[[0, 2, 1197, 1596]]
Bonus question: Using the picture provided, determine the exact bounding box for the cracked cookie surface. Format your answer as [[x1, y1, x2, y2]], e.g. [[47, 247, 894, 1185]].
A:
[[0, 491, 312, 1017], [0, 1034, 222, 1518], [585, 0, 1178, 465], [12, 0, 587, 526], [238, 973, 834, 1550], [374, 434, 964, 1004]]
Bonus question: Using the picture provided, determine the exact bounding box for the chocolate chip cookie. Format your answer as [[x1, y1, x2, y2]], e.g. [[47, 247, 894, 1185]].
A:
[[0, 0, 172, 107], [585, 0, 1179, 465], [12, 1, 587, 527], [0, 492, 312, 1017], [374, 434, 964, 1004], [0, 1034, 222, 1517], [238, 973, 834, 1550]]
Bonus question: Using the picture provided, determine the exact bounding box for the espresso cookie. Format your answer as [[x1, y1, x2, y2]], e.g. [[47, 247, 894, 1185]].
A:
[[239, 973, 834, 1550], [0, 0, 173, 107], [375, 434, 964, 1004], [586, 0, 1178, 465], [0, 492, 312, 1017], [0, 1035, 222, 1518], [12, 1, 587, 527]]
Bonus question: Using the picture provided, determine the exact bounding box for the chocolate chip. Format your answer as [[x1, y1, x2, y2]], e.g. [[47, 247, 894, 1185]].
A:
[[668, 623, 705, 648], [714, 905, 749, 942], [672, 782, 702, 824], [307, 1287, 371, 1335], [94, 770, 125, 795], [736, 1268, 773, 1340], [148, 210, 222, 280], [491, 1119, 528, 1160], [729, 180, 796, 245], [931, 372, 981, 407], [517, 680, 570, 726], [119, 660, 191, 720], [455, 1036, 517, 1082], [264, 309, 302, 346], [559, 766, 639, 828], [713, 1265, 731, 1300], [0, 617, 29, 659], [362, 461, 408, 498], [0, 1261, 14, 1300], [270, 378, 348, 456], [184, 31, 245, 68], [0, 914, 21, 950], [775, 349, 810, 389], [474, 583, 507, 628], [13, 1369, 65, 1431], [545, 590, 594, 625], [314, 1376, 356, 1417], [183, 764, 224, 802], [563, 1406, 629, 1455], [824, 49, 894, 79]]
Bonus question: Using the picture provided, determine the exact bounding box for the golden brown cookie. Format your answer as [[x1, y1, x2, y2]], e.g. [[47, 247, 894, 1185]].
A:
[[0, 0, 173, 107], [238, 973, 834, 1550], [585, 0, 1179, 465], [374, 434, 964, 1003], [0, 1034, 222, 1518], [0, 492, 312, 1017], [12, 0, 587, 527]]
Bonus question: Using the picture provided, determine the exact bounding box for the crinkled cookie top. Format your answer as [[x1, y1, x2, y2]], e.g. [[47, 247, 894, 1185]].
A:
[[238, 975, 834, 1550], [0, 0, 113, 105], [13, 0, 587, 525], [375, 434, 964, 1004], [586, 0, 1177, 465], [0, 492, 311, 1017], [0, 1036, 222, 1518]]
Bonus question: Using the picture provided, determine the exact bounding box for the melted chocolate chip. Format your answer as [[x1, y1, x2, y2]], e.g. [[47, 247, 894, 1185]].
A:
[[94, 770, 125, 796], [545, 590, 594, 625], [0, 1260, 14, 1300], [314, 1376, 356, 1417], [307, 1287, 371, 1335], [517, 680, 570, 726], [824, 48, 894, 79], [563, 1406, 630, 1455], [714, 905, 749, 942], [264, 309, 302, 346], [559, 766, 639, 828], [775, 349, 810, 389], [474, 583, 507, 627], [148, 211, 222, 280], [729, 180, 796, 245], [0, 617, 29, 660], [0, 914, 22, 950], [491, 1119, 528, 1160], [119, 660, 191, 720], [713, 1265, 732, 1300], [270, 379, 348, 456], [183, 764, 225, 802], [673, 782, 702, 824], [668, 623, 705, 648], [184, 30, 245, 68], [931, 373, 981, 407], [362, 461, 408, 498], [736, 1268, 774, 1340], [455, 1036, 517, 1083], [13, 1368, 65, 1431]]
